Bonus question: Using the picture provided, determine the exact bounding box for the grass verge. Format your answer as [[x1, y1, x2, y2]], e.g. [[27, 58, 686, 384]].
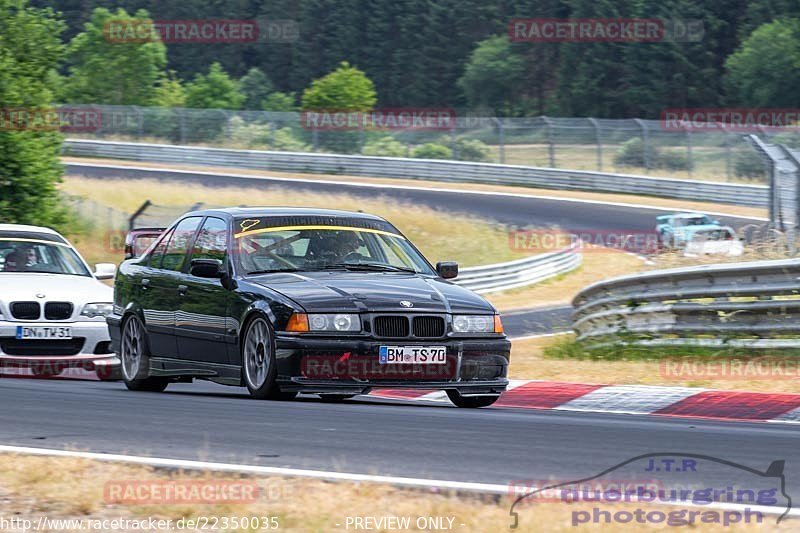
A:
[[510, 335, 800, 393], [0, 454, 789, 532]]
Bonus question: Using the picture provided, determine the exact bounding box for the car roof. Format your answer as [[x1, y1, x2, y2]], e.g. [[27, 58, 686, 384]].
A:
[[671, 213, 709, 219], [0, 224, 61, 235], [186, 206, 388, 221]]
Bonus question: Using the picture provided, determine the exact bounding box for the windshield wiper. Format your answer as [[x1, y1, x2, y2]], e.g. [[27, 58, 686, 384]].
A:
[[322, 263, 416, 273]]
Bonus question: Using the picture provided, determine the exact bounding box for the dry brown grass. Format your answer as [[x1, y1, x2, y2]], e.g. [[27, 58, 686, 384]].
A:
[[0, 454, 790, 532], [63, 157, 767, 220], [510, 335, 800, 393], [61, 176, 528, 268]]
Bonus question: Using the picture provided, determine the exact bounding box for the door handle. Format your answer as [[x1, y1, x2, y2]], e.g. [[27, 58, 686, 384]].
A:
[[178, 284, 188, 295], [141, 278, 150, 290]]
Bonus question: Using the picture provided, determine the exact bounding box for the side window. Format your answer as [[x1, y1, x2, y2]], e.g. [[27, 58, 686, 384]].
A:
[[148, 229, 174, 269], [161, 217, 202, 272], [190, 217, 228, 265]]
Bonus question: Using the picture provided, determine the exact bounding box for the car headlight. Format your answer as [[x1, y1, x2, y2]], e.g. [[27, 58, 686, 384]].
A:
[[285, 313, 361, 332], [452, 314, 503, 334], [309, 313, 360, 332], [81, 302, 114, 318]]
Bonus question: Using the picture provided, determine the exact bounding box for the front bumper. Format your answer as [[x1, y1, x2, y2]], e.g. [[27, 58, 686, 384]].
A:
[[275, 335, 510, 395], [0, 320, 119, 374]]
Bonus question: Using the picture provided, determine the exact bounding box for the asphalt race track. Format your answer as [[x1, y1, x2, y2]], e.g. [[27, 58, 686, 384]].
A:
[[66, 163, 760, 234], [1, 376, 799, 505]]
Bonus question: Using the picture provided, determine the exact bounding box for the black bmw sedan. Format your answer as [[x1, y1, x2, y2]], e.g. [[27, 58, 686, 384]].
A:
[[108, 208, 510, 407]]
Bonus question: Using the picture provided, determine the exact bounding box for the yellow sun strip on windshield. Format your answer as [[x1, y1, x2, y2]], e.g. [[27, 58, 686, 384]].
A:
[[0, 238, 69, 247], [234, 225, 404, 239]]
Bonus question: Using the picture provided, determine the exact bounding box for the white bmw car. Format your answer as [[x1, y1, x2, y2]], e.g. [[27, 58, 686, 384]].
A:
[[0, 224, 120, 379]]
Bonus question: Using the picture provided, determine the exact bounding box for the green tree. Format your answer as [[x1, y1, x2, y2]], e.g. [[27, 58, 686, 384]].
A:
[[185, 62, 245, 110], [724, 18, 800, 107], [262, 92, 297, 112], [301, 61, 377, 111], [151, 71, 186, 108], [239, 67, 275, 110], [62, 8, 167, 106], [0, 0, 68, 228], [458, 36, 525, 115]]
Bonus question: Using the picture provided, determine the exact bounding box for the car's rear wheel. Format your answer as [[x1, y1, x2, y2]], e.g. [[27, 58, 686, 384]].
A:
[[121, 315, 169, 392], [446, 390, 499, 408], [242, 316, 296, 400]]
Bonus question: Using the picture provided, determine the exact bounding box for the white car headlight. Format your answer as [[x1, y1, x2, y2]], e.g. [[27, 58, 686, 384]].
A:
[[81, 302, 114, 318], [308, 313, 361, 332], [452, 314, 497, 333]]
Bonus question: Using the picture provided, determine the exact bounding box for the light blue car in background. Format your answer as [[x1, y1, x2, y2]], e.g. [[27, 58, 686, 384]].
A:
[[655, 213, 735, 250]]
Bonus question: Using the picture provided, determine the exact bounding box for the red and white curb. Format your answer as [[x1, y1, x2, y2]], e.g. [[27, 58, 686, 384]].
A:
[[5, 369, 799, 424], [371, 381, 800, 424]]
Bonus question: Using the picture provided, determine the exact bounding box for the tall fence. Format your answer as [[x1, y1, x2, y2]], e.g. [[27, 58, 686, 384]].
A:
[[62, 104, 781, 183]]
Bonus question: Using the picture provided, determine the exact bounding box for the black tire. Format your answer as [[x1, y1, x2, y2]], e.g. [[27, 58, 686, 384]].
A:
[[446, 390, 499, 408], [120, 315, 169, 392], [241, 316, 295, 400], [318, 394, 356, 402]]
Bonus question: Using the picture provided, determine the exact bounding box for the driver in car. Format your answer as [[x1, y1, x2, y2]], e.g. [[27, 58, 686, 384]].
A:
[[3, 245, 35, 272]]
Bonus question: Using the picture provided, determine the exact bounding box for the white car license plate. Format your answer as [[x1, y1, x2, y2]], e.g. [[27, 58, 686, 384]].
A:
[[15, 326, 73, 340], [379, 346, 446, 364]]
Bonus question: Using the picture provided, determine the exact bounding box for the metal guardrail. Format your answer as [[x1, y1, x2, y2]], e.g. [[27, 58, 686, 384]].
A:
[[63, 140, 769, 207], [572, 258, 800, 347], [455, 243, 582, 294]]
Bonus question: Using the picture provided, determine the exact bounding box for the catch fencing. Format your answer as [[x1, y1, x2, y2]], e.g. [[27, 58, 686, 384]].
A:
[[62, 104, 779, 182]]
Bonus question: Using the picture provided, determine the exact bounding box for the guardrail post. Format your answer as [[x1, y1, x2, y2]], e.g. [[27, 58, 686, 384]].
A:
[[634, 119, 651, 170], [543, 116, 555, 168], [588, 118, 602, 171], [686, 129, 693, 178], [496, 118, 506, 164]]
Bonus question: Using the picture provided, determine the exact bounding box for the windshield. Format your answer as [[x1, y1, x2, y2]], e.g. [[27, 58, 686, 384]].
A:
[[0, 239, 90, 276], [676, 216, 712, 227], [234, 225, 434, 275]]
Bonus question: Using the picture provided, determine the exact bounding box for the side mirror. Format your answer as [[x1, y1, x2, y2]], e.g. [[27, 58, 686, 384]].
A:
[[436, 261, 458, 279], [190, 258, 223, 279], [94, 263, 116, 280]]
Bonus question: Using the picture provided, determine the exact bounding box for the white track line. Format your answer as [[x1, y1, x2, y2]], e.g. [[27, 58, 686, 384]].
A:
[[1, 444, 794, 520], [0, 444, 509, 494], [65, 162, 768, 221]]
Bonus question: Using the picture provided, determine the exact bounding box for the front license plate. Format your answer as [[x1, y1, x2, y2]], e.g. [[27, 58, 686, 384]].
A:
[[379, 346, 446, 364], [15, 326, 73, 340]]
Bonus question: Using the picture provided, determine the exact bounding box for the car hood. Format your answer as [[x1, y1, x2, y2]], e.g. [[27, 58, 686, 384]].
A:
[[248, 271, 494, 313], [0, 273, 112, 304]]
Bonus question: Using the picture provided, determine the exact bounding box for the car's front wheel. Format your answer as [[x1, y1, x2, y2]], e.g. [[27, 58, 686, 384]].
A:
[[120, 315, 169, 392], [446, 390, 499, 408], [242, 316, 296, 400]]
